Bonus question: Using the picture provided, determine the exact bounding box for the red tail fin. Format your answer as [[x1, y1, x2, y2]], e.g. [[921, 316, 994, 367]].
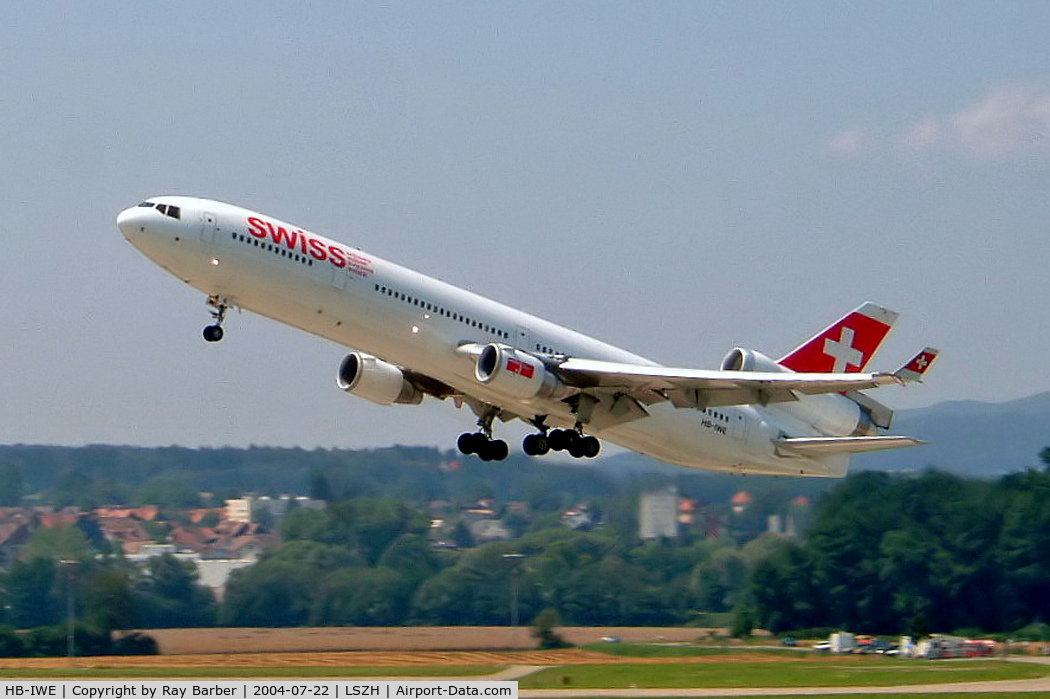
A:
[[778, 302, 898, 373], [895, 347, 939, 383]]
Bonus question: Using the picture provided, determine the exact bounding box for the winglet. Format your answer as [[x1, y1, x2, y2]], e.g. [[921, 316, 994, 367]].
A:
[[894, 347, 939, 383]]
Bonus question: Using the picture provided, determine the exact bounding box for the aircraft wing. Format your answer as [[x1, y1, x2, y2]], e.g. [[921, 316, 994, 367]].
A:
[[553, 357, 901, 409], [775, 435, 927, 455]]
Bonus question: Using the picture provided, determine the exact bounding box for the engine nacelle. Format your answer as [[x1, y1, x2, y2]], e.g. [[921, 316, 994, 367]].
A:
[[721, 347, 875, 436], [720, 348, 790, 374], [337, 352, 423, 406], [474, 344, 571, 402]]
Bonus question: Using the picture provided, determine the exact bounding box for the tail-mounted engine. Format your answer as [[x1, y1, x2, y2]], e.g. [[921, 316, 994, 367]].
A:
[[474, 344, 572, 402], [721, 347, 876, 437], [721, 348, 790, 374], [337, 352, 423, 406]]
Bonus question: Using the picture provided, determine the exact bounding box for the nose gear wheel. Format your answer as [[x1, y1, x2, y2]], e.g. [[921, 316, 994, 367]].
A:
[[203, 295, 229, 343]]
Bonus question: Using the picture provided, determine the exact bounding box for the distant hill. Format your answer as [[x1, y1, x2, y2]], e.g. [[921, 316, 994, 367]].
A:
[[854, 391, 1050, 476], [0, 393, 1044, 507]]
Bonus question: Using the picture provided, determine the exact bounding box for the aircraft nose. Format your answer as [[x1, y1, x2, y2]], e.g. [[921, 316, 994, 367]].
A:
[[117, 205, 148, 241]]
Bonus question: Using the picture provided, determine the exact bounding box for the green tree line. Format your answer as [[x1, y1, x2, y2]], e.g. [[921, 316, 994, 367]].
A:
[[4, 447, 1050, 638], [747, 466, 1050, 636]]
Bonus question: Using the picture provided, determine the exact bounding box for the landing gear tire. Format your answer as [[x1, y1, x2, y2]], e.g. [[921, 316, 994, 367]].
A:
[[458, 433, 508, 462], [522, 433, 550, 456], [579, 435, 601, 458], [483, 439, 509, 462], [547, 428, 574, 452], [568, 437, 588, 458], [203, 324, 224, 343], [457, 432, 486, 455], [548, 429, 600, 459]]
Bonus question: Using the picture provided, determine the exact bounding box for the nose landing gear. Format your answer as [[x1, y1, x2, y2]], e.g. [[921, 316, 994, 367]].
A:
[[203, 295, 229, 343]]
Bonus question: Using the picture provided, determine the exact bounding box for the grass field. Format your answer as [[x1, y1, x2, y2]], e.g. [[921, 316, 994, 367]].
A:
[[518, 658, 1050, 689], [578, 641, 810, 657], [0, 628, 1048, 697], [143, 626, 703, 654]]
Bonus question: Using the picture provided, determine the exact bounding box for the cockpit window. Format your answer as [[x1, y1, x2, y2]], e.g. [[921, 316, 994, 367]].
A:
[[138, 202, 155, 208], [153, 204, 182, 220]]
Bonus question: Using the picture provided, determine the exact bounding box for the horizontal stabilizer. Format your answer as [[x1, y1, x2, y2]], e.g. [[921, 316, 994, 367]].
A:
[[776, 435, 927, 456]]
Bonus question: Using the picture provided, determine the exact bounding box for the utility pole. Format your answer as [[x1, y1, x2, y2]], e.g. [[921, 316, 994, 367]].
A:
[[502, 553, 525, 645], [59, 560, 76, 662]]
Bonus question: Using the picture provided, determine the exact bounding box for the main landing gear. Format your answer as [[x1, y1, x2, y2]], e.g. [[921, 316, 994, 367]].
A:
[[521, 416, 600, 459], [458, 415, 602, 462], [521, 429, 600, 458], [203, 295, 228, 343], [457, 409, 510, 462], [457, 431, 509, 462]]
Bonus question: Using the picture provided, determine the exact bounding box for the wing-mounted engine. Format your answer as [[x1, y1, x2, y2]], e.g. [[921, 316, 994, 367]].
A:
[[337, 352, 424, 406], [474, 344, 573, 402], [721, 347, 877, 437]]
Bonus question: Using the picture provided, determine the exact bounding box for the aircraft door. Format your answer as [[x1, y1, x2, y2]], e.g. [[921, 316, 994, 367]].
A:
[[201, 212, 218, 243], [516, 325, 530, 351], [731, 410, 745, 439], [331, 267, 350, 290]]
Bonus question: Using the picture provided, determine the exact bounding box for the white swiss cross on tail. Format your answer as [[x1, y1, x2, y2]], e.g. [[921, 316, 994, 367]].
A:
[[895, 347, 939, 383], [823, 327, 865, 372], [778, 302, 899, 373]]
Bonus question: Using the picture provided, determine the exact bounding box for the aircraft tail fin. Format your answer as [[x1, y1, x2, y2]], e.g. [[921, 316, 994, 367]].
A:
[[778, 302, 898, 373], [894, 347, 939, 383]]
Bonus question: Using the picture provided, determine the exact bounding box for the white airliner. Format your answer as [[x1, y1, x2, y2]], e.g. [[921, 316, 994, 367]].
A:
[[117, 196, 937, 477]]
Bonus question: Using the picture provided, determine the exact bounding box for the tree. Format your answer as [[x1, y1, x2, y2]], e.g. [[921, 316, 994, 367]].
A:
[[749, 540, 820, 632], [410, 545, 537, 625], [994, 470, 1050, 630], [691, 547, 748, 612], [220, 560, 313, 627], [532, 608, 570, 649], [0, 463, 23, 506], [376, 534, 442, 585], [81, 567, 137, 633], [282, 499, 429, 564], [135, 554, 216, 628], [219, 541, 362, 626], [309, 470, 334, 501], [131, 478, 201, 509], [3, 558, 60, 628], [309, 567, 409, 626], [21, 523, 92, 562]]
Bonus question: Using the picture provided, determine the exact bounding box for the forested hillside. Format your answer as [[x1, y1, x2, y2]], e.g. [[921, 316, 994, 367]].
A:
[[0, 444, 830, 511]]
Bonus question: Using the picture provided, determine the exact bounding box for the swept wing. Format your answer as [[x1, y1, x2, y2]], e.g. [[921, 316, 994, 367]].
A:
[[552, 357, 902, 410]]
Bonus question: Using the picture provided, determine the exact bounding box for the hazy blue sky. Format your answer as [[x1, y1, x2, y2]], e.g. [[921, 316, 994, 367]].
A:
[[2, 3, 1049, 449]]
